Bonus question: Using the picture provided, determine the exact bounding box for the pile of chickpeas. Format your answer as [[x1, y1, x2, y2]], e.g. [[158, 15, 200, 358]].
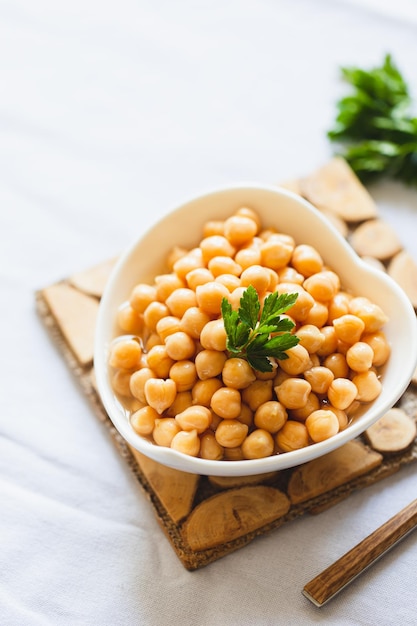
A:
[[108, 206, 390, 461]]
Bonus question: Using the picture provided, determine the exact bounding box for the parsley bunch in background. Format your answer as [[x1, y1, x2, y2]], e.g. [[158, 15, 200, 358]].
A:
[[328, 54, 417, 186]]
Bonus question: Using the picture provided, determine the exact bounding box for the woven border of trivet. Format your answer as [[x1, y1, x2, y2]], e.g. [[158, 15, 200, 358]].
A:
[[35, 158, 417, 570]]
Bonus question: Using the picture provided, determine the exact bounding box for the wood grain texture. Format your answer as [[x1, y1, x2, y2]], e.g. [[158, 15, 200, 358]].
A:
[[303, 498, 417, 606]]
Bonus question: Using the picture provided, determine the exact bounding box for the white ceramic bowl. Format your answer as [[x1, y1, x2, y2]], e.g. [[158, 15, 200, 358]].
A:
[[94, 184, 417, 476]]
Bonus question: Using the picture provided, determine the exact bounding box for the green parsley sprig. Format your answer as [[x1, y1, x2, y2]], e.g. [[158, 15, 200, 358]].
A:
[[328, 54, 417, 186], [221, 285, 300, 373]]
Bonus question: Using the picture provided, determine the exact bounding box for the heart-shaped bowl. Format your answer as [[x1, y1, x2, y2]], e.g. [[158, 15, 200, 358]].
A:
[[94, 184, 417, 476]]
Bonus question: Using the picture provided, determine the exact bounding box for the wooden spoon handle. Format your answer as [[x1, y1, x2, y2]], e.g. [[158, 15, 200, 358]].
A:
[[303, 498, 417, 607]]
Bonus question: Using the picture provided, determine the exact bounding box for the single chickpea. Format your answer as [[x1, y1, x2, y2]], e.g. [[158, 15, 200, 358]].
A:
[[152, 417, 181, 447], [195, 349, 227, 380], [166, 246, 188, 271], [276, 420, 309, 452], [276, 283, 315, 322], [129, 367, 156, 402], [241, 379, 273, 411], [199, 235, 236, 264], [326, 405, 349, 431], [154, 273, 185, 302], [316, 326, 338, 357], [228, 286, 248, 310], [129, 283, 157, 314], [185, 267, 214, 290], [196, 281, 230, 316], [117, 303, 144, 335], [242, 429, 275, 459], [254, 400, 288, 433], [130, 405, 158, 436], [210, 387, 242, 419], [166, 390, 193, 416], [169, 360, 197, 392], [208, 256, 242, 278], [156, 316, 181, 342], [274, 378, 312, 409], [234, 246, 262, 270], [305, 409, 339, 442], [361, 331, 391, 367], [222, 357, 257, 389], [278, 344, 311, 375], [173, 250, 204, 281], [323, 353, 349, 379], [291, 244, 323, 277], [215, 273, 241, 292], [165, 331, 196, 361], [235, 206, 262, 230], [175, 405, 212, 433], [289, 392, 320, 422], [346, 342, 374, 372], [303, 366, 334, 395], [236, 403, 254, 428], [223, 214, 258, 247], [333, 314, 365, 344], [109, 338, 142, 370], [303, 270, 340, 302], [303, 301, 329, 327], [260, 236, 294, 270], [215, 419, 248, 448], [351, 371, 382, 402], [145, 332, 161, 352], [327, 378, 358, 410], [200, 319, 227, 351], [277, 266, 304, 284], [209, 410, 223, 431], [240, 265, 271, 294], [223, 446, 245, 460], [111, 369, 133, 397], [191, 378, 223, 407], [348, 297, 388, 333], [170, 430, 201, 457], [143, 301, 170, 332], [146, 344, 175, 378], [203, 220, 225, 237], [296, 325, 325, 354], [179, 306, 211, 339], [327, 292, 351, 324], [144, 378, 177, 414], [200, 431, 224, 460], [165, 288, 198, 318]]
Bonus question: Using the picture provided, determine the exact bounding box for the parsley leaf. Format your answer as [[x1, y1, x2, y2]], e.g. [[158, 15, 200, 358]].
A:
[[328, 54, 417, 186], [221, 285, 300, 373]]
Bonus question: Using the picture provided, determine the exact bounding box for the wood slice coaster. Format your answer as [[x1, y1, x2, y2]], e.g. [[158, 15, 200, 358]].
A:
[[35, 158, 417, 570]]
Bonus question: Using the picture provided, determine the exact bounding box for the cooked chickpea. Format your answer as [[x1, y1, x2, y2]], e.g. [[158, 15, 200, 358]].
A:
[[165, 288, 198, 318], [304, 301, 328, 327], [289, 392, 320, 422], [228, 286, 248, 310], [291, 244, 323, 277], [144, 378, 177, 414], [146, 344, 175, 378], [154, 273, 185, 302], [185, 267, 214, 290], [199, 235, 236, 264], [351, 370, 382, 402], [277, 266, 304, 284], [327, 292, 351, 324], [276, 283, 315, 322], [326, 405, 349, 431], [143, 301, 170, 332], [166, 246, 188, 271], [236, 403, 254, 428], [223, 446, 245, 460], [303, 270, 339, 302], [316, 326, 338, 357], [215, 419, 248, 448], [195, 349, 227, 380], [215, 273, 241, 292], [191, 378, 223, 406], [323, 353, 349, 379], [130, 405, 158, 435], [196, 281, 230, 315], [333, 314, 365, 344], [305, 409, 339, 442], [109, 338, 142, 370], [165, 331, 196, 361], [208, 256, 242, 277], [276, 420, 309, 452], [145, 332, 160, 352], [303, 366, 334, 395], [199, 319, 227, 351], [346, 342, 374, 372], [129, 367, 156, 402], [254, 400, 287, 433], [240, 265, 271, 294], [260, 236, 294, 270], [235, 207, 262, 230], [296, 325, 325, 354], [179, 307, 211, 339], [203, 220, 225, 237], [175, 405, 212, 433], [166, 390, 193, 416], [169, 360, 197, 391], [234, 246, 262, 270], [170, 430, 201, 457], [327, 378, 357, 410], [111, 369, 133, 397], [117, 303, 144, 335], [210, 387, 242, 419], [278, 344, 311, 375], [348, 297, 388, 333], [222, 358, 256, 389], [156, 316, 181, 342], [362, 331, 391, 367], [173, 250, 204, 281], [200, 431, 224, 460], [223, 214, 258, 246], [275, 378, 311, 409], [241, 379, 273, 411], [129, 283, 157, 314], [152, 417, 181, 447], [242, 429, 275, 459]]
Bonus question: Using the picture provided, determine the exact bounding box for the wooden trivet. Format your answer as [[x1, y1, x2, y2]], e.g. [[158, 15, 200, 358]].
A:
[[35, 158, 417, 570]]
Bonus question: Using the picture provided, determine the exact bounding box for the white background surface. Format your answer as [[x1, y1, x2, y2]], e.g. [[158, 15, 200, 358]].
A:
[[1, 1, 417, 625]]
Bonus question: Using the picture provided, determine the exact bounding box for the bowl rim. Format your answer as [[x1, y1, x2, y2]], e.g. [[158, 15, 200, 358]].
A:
[[94, 182, 417, 476]]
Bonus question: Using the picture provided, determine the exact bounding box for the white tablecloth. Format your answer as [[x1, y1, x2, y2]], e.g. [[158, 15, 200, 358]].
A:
[[1, 1, 417, 624]]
